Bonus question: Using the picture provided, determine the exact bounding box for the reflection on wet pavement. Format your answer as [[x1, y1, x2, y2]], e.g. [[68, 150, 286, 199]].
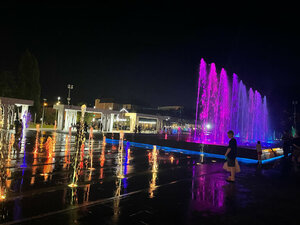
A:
[[0, 130, 299, 224]]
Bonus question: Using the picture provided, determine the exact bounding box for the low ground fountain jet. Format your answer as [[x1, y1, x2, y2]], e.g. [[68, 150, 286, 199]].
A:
[[68, 105, 87, 188]]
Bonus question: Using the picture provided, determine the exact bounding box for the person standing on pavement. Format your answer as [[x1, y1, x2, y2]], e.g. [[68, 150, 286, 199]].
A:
[[225, 130, 238, 182]]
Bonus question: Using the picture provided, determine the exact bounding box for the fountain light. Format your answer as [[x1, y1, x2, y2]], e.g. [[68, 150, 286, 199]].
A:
[[0, 194, 6, 200], [170, 156, 174, 164], [68, 183, 78, 188], [117, 174, 125, 179], [206, 123, 211, 129]]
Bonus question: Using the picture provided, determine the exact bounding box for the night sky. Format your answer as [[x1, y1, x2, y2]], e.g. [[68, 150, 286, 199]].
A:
[[1, 3, 299, 128]]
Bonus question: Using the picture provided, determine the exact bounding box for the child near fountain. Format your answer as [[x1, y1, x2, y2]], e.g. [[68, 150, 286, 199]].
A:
[[256, 141, 262, 166]]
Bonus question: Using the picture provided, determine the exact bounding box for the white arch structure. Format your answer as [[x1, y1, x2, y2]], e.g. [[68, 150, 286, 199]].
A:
[[0, 97, 34, 130], [53, 104, 120, 132]]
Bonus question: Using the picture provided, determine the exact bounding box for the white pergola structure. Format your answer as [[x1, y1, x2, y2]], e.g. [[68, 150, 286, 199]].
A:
[[0, 97, 34, 130], [53, 104, 120, 132]]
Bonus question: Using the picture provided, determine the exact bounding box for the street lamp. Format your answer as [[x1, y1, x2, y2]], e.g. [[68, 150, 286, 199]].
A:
[[57, 96, 61, 105], [67, 84, 74, 105], [41, 98, 47, 128], [292, 100, 298, 134], [55, 97, 61, 122]]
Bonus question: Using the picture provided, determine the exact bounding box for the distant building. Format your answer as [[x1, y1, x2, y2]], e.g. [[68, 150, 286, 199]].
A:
[[93, 99, 194, 133], [94, 99, 167, 133], [157, 106, 183, 111], [95, 99, 137, 112], [95, 99, 122, 111]]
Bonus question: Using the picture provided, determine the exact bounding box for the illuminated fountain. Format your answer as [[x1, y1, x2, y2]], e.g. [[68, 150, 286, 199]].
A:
[[79, 143, 85, 169], [0, 139, 7, 201], [113, 133, 125, 222], [125, 142, 130, 165], [88, 127, 95, 170], [64, 127, 72, 167], [149, 145, 158, 198], [45, 137, 54, 157], [40, 134, 56, 181], [69, 104, 87, 188], [195, 58, 269, 144], [116, 131, 125, 179], [33, 124, 40, 154], [7, 134, 15, 162], [99, 143, 106, 180], [19, 124, 27, 168], [64, 135, 70, 166], [103, 135, 106, 146]]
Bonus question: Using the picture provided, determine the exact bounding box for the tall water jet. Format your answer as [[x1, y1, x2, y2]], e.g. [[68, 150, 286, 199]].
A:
[[230, 73, 239, 132], [207, 64, 218, 125], [195, 59, 207, 138], [262, 96, 268, 141], [248, 88, 255, 141], [237, 81, 248, 141], [69, 104, 86, 188], [217, 68, 230, 143], [195, 58, 269, 144]]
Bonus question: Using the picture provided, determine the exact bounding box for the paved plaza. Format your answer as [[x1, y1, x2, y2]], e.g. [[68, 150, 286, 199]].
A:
[[0, 130, 299, 225]]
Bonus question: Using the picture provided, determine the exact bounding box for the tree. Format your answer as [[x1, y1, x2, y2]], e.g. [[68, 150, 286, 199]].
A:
[[17, 50, 41, 114], [44, 108, 56, 125], [0, 71, 17, 97]]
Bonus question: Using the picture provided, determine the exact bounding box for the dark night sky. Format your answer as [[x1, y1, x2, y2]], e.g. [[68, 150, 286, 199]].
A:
[[0, 2, 299, 128]]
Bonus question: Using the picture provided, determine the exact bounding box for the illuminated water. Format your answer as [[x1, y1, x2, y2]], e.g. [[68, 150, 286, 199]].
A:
[[0, 130, 295, 224], [195, 59, 269, 144]]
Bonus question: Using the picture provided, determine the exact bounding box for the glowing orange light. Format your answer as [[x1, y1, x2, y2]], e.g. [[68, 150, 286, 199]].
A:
[[68, 183, 78, 188], [100, 144, 105, 167], [170, 156, 174, 164], [117, 174, 125, 179]]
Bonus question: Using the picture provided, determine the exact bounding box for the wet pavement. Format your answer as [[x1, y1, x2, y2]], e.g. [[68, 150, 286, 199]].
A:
[[0, 130, 299, 225]]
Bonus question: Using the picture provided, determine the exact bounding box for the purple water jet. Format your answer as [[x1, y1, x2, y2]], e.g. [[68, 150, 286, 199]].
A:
[[195, 59, 269, 144]]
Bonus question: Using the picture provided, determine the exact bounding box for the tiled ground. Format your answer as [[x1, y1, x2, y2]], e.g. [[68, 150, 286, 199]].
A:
[[0, 130, 299, 225]]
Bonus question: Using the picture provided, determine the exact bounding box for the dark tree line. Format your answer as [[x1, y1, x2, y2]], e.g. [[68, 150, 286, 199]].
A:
[[0, 50, 41, 115]]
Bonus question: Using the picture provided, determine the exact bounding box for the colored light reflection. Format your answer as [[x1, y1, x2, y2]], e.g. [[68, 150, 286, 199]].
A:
[[88, 127, 95, 170], [113, 178, 122, 222], [99, 143, 106, 181], [116, 132, 125, 179], [190, 165, 226, 212], [19, 131, 27, 168]]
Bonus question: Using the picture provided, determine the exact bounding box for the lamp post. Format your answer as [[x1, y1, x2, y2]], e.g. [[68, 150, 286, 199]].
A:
[[67, 84, 74, 105], [41, 99, 47, 128], [55, 97, 61, 122], [292, 100, 298, 134]]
